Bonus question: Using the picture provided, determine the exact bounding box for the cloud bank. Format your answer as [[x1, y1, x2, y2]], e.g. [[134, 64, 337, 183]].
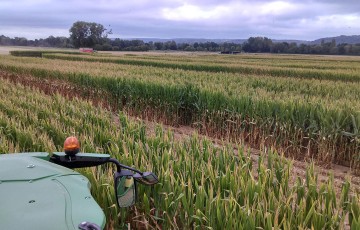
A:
[[0, 0, 359, 40]]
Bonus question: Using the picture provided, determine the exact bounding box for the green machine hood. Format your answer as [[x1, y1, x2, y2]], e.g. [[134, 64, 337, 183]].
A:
[[0, 152, 105, 230]]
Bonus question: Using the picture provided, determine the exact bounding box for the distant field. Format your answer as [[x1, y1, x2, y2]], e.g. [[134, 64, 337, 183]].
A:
[[0, 45, 212, 56]]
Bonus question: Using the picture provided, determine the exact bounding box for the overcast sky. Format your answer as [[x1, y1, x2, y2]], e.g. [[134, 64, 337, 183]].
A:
[[0, 0, 359, 40]]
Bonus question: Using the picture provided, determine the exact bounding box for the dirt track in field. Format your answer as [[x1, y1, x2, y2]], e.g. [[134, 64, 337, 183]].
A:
[[0, 70, 359, 197]]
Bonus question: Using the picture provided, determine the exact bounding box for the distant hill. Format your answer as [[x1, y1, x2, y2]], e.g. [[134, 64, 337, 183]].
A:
[[272, 39, 310, 45], [125, 38, 311, 45], [117, 35, 360, 45], [127, 38, 247, 44], [310, 35, 360, 45]]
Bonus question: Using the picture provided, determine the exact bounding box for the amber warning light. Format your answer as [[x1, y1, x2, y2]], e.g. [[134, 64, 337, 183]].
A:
[[64, 136, 80, 156]]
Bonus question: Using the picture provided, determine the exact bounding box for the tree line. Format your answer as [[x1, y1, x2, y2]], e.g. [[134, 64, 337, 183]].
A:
[[244, 37, 360, 55], [1, 21, 360, 55], [0, 35, 72, 48]]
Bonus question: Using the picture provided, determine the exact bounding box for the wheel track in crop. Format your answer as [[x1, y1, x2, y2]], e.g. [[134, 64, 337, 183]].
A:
[[141, 119, 360, 196], [0, 70, 359, 196]]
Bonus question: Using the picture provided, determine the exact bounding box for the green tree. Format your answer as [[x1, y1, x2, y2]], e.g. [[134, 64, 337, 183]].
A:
[[154, 42, 163, 50], [243, 37, 273, 52], [69, 21, 111, 48]]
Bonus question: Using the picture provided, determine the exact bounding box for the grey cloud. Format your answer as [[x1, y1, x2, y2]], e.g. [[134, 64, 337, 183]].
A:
[[0, 0, 359, 40]]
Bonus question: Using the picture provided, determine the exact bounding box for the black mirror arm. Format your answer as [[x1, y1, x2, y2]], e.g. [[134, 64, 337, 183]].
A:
[[50, 153, 111, 169], [107, 158, 143, 174]]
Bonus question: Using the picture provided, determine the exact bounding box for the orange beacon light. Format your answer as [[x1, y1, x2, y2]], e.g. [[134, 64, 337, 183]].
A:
[[64, 136, 80, 156]]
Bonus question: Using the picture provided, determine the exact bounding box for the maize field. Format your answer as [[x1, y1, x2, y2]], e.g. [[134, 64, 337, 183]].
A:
[[0, 50, 360, 229], [0, 52, 359, 170]]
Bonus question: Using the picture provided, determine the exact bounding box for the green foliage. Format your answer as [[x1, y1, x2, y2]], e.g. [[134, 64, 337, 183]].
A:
[[69, 21, 111, 48], [243, 36, 273, 52], [9, 50, 43, 57], [9, 50, 84, 57]]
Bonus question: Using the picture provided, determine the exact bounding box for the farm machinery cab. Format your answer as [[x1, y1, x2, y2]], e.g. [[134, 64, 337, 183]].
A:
[[0, 137, 159, 230]]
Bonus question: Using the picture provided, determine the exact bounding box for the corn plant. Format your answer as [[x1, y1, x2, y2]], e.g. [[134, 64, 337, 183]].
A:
[[0, 78, 359, 229]]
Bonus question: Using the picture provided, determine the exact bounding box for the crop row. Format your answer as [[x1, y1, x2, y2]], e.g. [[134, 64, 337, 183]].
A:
[[2, 55, 359, 105], [42, 53, 360, 82], [0, 78, 359, 229], [102, 53, 360, 71], [0, 54, 359, 171], [9, 50, 84, 57]]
